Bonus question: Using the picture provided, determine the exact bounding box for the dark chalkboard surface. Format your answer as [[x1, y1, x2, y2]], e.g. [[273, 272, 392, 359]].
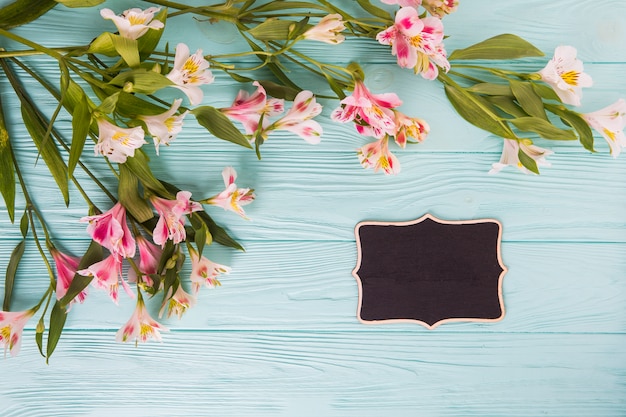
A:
[[353, 214, 507, 329]]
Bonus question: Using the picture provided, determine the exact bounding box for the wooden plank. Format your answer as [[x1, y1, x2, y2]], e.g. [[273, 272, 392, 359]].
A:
[[3, 240, 626, 333], [1, 331, 625, 417]]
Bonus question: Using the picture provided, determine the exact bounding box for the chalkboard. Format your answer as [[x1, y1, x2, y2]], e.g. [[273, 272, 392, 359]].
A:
[[353, 214, 507, 329]]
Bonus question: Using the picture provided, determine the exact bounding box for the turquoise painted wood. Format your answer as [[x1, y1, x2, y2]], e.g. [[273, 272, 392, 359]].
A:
[[1, 0, 626, 416]]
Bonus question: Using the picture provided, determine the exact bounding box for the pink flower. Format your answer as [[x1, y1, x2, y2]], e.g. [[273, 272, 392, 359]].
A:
[[381, 0, 422, 6], [100, 7, 164, 40], [51, 248, 87, 305], [159, 285, 196, 319], [77, 254, 135, 304], [376, 7, 449, 79], [203, 167, 255, 219], [116, 296, 168, 343], [150, 191, 203, 247], [270, 90, 323, 144], [332, 80, 402, 139], [489, 139, 553, 174], [422, 0, 459, 17], [128, 235, 163, 286], [393, 110, 430, 147], [302, 14, 346, 44], [166, 43, 214, 105], [189, 247, 230, 295], [357, 137, 401, 175], [582, 99, 626, 157], [80, 202, 136, 259], [221, 81, 284, 135], [0, 309, 34, 357], [538, 46, 593, 106]]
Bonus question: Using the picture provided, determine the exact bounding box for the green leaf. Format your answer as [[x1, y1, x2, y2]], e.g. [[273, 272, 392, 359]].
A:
[[443, 83, 516, 138], [118, 164, 155, 223], [193, 106, 252, 149], [509, 79, 547, 120], [21, 105, 70, 206], [486, 96, 529, 118], [467, 83, 512, 96], [53, 0, 104, 7], [356, 0, 392, 20], [449, 34, 544, 60], [197, 211, 244, 251], [59, 240, 102, 307], [19, 210, 29, 237], [108, 69, 173, 94], [0, 103, 16, 223], [194, 221, 211, 258], [95, 91, 119, 115], [518, 146, 539, 174], [46, 300, 67, 363], [86, 32, 118, 57], [0, 0, 56, 29], [3, 239, 25, 311], [124, 150, 171, 197], [257, 80, 301, 101], [248, 19, 299, 40], [510, 116, 577, 141], [532, 83, 562, 102], [545, 104, 595, 152], [68, 94, 91, 180], [138, 8, 167, 59], [244, 36, 301, 91], [110, 34, 140, 68]]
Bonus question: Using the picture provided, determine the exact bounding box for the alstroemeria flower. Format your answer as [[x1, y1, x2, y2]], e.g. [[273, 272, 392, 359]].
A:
[[128, 235, 163, 286], [270, 90, 323, 144], [422, 0, 459, 17], [489, 139, 553, 174], [538, 45, 593, 106], [116, 296, 168, 344], [221, 81, 284, 135], [203, 167, 255, 219], [51, 248, 87, 305], [150, 191, 203, 247], [77, 254, 135, 305], [80, 202, 136, 259], [140, 99, 188, 155], [302, 14, 346, 44], [582, 99, 626, 157], [392, 110, 430, 147], [94, 119, 147, 164], [0, 309, 34, 357], [357, 137, 401, 175], [100, 7, 164, 40], [189, 248, 230, 295], [159, 285, 197, 319], [332, 80, 402, 139], [376, 7, 448, 79], [166, 43, 214, 105], [381, 0, 422, 7]]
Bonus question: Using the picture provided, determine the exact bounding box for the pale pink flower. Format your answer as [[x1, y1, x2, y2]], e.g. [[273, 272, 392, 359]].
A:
[[381, 0, 422, 6], [376, 7, 448, 79], [94, 119, 147, 164], [357, 137, 401, 175], [538, 46, 593, 106], [302, 14, 346, 44], [270, 90, 323, 144], [422, 0, 459, 17], [159, 285, 197, 319], [51, 248, 87, 305], [189, 248, 230, 295], [166, 43, 214, 105], [489, 139, 553, 174], [393, 110, 430, 147], [331, 80, 401, 139], [221, 81, 284, 135], [128, 235, 163, 286], [0, 309, 34, 357], [116, 297, 168, 343], [77, 254, 135, 304], [100, 7, 164, 40], [80, 202, 136, 259], [150, 191, 203, 247], [582, 99, 626, 157], [203, 167, 255, 219], [140, 99, 188, 155]]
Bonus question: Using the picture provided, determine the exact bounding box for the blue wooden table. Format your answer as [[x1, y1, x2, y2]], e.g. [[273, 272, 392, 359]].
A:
[[1, 0, 625, 416]]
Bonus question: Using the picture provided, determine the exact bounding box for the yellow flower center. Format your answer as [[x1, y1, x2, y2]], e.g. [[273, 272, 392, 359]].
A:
[[164, 117, 176, 132], [183, 58, 200, 74], [603, 128, 616, 142], [560, 70, 580, 86], [0, 325, 11, 343], [112, 131, 131, 146], [128, 15, 148, 26]]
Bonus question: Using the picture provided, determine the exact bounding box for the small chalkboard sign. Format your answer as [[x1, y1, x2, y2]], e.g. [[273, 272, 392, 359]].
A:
[[353, 214, 507, 329]]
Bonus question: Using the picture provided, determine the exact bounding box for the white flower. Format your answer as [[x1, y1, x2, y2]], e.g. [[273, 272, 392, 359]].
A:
[[94, 119, 147, 163], [538, 45, 593, 106], [139, 99, 189, 155], [166, 43, 214, 105], [100, 7, 164, 40], [489, 139, 553, 174], [583, 99, 626, 157], [303, 14, 346, 44]]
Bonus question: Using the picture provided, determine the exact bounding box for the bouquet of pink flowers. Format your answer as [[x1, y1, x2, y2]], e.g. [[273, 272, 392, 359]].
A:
[[0, 0, 623, 360]]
